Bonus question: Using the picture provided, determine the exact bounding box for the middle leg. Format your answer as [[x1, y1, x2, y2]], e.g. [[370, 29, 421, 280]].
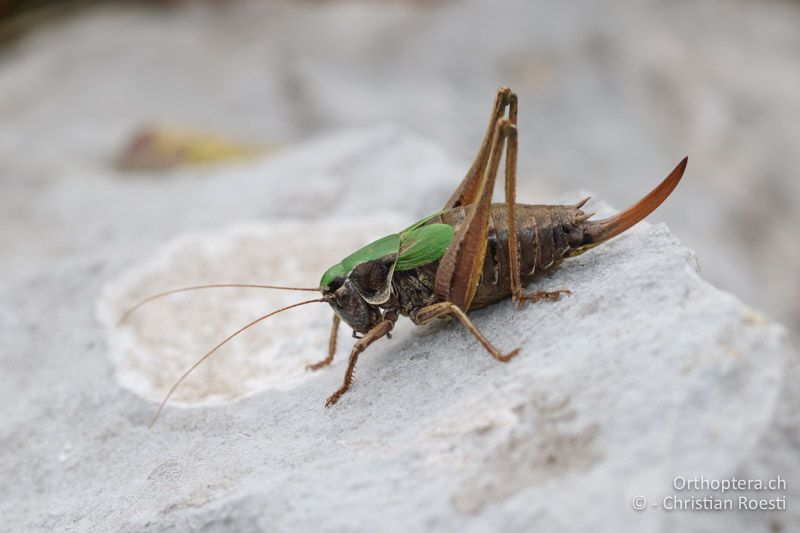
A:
[[413, 302, 520, 362]]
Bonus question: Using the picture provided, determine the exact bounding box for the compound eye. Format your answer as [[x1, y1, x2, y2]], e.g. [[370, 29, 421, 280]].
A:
[[326, 277, 344, 292]]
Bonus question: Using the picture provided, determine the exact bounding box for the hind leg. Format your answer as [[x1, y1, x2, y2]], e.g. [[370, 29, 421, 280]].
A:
[[444, 86, 514, 210], [494, 93, 572, 308], [435, 116, 516, 309], [514, 289, 572, 308]]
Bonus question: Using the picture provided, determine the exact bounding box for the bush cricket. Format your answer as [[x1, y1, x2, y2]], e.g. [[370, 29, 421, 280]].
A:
[[123, 86, 687, 425]]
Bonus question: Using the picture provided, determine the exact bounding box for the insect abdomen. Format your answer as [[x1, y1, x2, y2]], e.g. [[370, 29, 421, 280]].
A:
[[460, 203, 589, 309], [393, 201, 610, 313]]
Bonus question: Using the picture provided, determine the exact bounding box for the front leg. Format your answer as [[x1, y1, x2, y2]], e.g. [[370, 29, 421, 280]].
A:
[[306, 314, 341, 371], [325, 316, 396, 407]]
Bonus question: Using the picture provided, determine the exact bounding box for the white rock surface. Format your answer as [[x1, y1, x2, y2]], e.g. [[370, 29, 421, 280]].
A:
[[1, 129, 798, 532]]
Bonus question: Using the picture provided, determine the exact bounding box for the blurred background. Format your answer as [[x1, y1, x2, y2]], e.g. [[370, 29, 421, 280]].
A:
[[1, 0, 798, 345]]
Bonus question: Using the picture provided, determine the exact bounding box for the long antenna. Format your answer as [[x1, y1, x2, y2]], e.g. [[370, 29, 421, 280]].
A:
[[148, 297, 325, 427], [119, 283, 321, 323]]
